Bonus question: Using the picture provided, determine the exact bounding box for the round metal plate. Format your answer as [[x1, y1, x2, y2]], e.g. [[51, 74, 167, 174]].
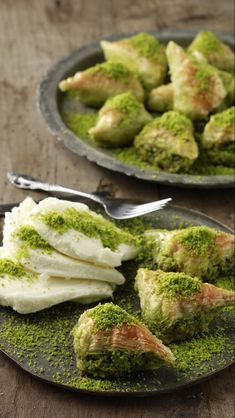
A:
[[38, 30, 235, 189], [0, 202, 234, 396]]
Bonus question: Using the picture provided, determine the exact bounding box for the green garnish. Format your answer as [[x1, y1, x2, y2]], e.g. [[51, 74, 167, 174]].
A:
[[156, 271, 202, 298], [40, 208, 136, 251], [142, 111, 194, 142], [170, 328, 228, 373], [86, 62, 132, 81], [210, 106, 234, 129], [130, 32, 165, 60], [64, 112, 97, 140], [0, 208, 234, 391], [193, 64, 216, 93], [178, 226, 217, 257], [189, 31, 222, 54], [62, 111, 235, 176], [105, 92, 142, 113], [90, 303, 138, 331], [0, 259, 25, 278], [16, 226, 52, 251]]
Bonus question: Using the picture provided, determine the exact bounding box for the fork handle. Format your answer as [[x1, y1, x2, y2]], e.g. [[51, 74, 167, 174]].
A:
[[7, 173, 105, 205]]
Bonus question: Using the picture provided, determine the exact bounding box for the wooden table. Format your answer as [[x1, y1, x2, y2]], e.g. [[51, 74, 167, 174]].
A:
[[0, 1, 234, 417]]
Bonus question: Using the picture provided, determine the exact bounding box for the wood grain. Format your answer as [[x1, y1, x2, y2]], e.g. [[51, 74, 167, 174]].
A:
[[0, 0, 234, 417]]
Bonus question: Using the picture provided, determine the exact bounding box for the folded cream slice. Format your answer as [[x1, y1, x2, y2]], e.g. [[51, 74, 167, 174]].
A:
[[28, 197, 139, 267], [0, 248, 114, 314], [2, 198, 125, 285]]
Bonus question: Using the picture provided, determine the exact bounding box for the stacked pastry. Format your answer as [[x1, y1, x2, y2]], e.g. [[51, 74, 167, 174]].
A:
[[59, 31, 234, 173], [72, 225, 234, 377], [0, 197, 139, 313], [1, 200, 234, 376]]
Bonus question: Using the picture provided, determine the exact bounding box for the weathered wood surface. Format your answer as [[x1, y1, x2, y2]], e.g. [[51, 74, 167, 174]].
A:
[[0, 1, 234, 417]]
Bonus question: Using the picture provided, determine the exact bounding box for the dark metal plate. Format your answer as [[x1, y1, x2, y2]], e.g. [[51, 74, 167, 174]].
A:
[[38, 30, 234, 189], [0, 202, 234, 396]]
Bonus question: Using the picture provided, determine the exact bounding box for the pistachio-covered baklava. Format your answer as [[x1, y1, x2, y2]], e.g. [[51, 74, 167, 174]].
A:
[[59, 62, 144, 107], [146, 226, 235, 281], [72, 303, 175, 376], [188, 31, 235, 73], [202, 106, 235, 166], [134, 111, 199, 173], [135, 269, 235, 343], [89, 92, 152, 147], [166, 41, 227, 119], [101, 32, 167, 91]]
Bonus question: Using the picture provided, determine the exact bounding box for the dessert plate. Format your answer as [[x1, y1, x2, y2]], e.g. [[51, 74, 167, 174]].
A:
[[0, 202, 234, 396], [38, 30, 234, 188]]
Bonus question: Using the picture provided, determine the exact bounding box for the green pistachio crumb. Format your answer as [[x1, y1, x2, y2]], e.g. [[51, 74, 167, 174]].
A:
[[90, 303, 138, 331], [170, 328, 227, 373], [130, 32, 164, 60], [105, 92, 142, 113], [86, 62, 132, 81], [156, 271, 202, 298], [63, 112, 97, 140], [178, 226, 217, 257], [145, 111, 193, 142], [67, 375, 116, 391], [40, 208, 136, 251], [214, 276, 234, 291], [190, 31, 222, 54], [0, 259, 25, 278], [0, 208, 234, 393], [62, 110, 235, 176], [193, 64, 215, 93], [79, 349, 162, 377], [15, 226, 52, 251], [210, 106, 234, 129]]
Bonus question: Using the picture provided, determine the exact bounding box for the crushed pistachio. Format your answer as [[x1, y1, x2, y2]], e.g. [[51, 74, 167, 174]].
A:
[[0, 259, 25, 278], [214, 276, 234, 291], [86, 62, 132, 81], [15, 226, 52, 251], [191, 163, 234, 175], [193, 64, 215, 93], [79, 349, 162, 377], [112, 146, 156, 170], [135, 238, 156, 270], [130, 32, 165, 61], [209, 106, 234, 129], [105, 92, 142, 114], [0, 208, 233, 393], [140, 111, 194, 142], [115, 216, 154, 236], [90, 302, 138, 331], [156, 271, 202, 298], [189, 31, 222, 54], [40, 208, 136, 251], [178, 226, 217, 257], [62, 110, 235, 176], [67, 375, 117, 391], [170, 328, 228, 374], [0, 298, 233, 392], [63, 112, 97, 140], [152, 309, 220, 344]]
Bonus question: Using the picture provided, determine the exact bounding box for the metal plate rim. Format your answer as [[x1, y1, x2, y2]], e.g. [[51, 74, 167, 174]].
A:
[[37, 30, 235, 189], [1, 347, 234, 398], [0, 202, 234, 397]]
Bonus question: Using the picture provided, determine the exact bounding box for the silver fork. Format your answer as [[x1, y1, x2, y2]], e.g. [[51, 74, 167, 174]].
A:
[[7, 173, 172, 220]]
